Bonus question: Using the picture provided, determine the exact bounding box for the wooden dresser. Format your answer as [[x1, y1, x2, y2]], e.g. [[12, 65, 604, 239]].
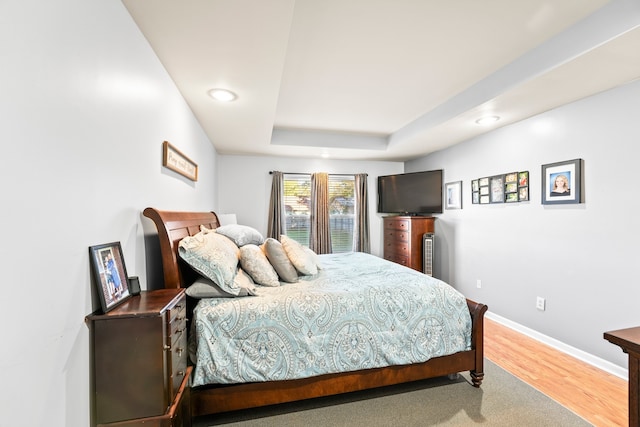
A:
[[383, 216, 435, 272], [86, 288, 191, 427]]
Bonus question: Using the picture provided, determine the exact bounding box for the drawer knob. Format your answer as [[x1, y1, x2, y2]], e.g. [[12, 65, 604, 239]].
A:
[[164, 344, 171, 350]]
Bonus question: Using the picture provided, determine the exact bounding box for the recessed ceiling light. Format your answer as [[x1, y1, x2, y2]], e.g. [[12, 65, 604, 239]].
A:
[[475, 115, 500, 125], [208, 88, 237, 102]]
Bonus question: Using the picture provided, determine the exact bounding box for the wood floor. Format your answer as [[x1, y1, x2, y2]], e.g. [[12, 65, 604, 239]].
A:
[[484, 317, 627, 427]]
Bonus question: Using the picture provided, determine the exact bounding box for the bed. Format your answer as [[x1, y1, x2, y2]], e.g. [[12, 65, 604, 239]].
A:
[[143, 207, 488, 417]]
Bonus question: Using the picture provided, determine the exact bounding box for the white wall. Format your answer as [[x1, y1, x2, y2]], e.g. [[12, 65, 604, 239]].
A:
[[406, 79, 640, 370], [217, 155, 403, 257], [0, 2, 218, 426]]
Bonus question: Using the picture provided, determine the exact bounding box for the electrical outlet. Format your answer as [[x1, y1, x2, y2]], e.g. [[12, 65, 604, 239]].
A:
[[476, 279, 482, 289], [536, 297, 546, 311]]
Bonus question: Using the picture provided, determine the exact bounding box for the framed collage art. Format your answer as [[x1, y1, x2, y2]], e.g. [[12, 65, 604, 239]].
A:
[[472, 171, 529, 205]]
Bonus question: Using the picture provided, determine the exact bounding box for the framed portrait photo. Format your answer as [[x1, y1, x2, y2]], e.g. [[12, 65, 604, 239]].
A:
[[89, 242, 132, 313], [445, 181, 463, 209], [542, 159, 582, 205]]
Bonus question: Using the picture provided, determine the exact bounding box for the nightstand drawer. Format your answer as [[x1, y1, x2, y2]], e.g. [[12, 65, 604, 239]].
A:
[[168, 296, 187, 332], [169, 316, 187, 344], [168, 294, 187, 353], [171, 329, 188, 394], [168, 292, 187, 400]]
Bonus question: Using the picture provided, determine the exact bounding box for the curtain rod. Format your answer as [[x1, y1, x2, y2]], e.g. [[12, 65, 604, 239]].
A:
[[269, 171, 367, 176]]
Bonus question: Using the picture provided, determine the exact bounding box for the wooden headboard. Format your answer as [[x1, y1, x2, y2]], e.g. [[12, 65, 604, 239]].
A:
[[143, 207, 220, 289]]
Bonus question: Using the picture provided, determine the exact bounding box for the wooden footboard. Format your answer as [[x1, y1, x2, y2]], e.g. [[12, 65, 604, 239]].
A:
[[142, 207, 488, 417], [189, 299, 487, 416]]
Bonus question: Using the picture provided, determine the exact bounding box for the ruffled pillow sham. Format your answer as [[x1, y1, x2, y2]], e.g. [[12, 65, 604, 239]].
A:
[[178, 229, 241, 295]]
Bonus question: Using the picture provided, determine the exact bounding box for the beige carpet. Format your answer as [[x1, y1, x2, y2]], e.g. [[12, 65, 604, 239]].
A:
[[193, 359, 592, 426]]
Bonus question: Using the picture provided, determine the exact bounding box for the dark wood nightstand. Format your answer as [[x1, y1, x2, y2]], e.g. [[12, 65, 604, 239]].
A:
[[87, 289, 191, 427], [604, 326, 640, 427]]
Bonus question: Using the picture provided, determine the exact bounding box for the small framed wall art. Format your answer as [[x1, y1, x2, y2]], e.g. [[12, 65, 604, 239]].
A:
[[89, 242, 132, 313], [474, 177, 490, 204], [471, 179, 480, 204], [445, 181, 462, 209], [162, 141, 198, 181], [504, 172, 519, 203], [489, 175, 504, 203], [518, 171, 529, 201], [541, 159, 582, 205]]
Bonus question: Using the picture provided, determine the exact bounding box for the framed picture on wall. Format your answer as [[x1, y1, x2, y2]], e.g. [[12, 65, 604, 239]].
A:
[[162, 141, 198, 181], [89, 242, 132, 313], [471, 179, 479, 204], [518, 171, 530, 201], [518, 171, 529, 187], [541, 159, 582, 205], [445, 181, 462, 209], [489, 175, 504, 203]]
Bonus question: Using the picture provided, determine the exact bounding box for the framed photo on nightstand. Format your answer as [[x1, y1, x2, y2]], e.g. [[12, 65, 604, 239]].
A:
[[89, 242, 131, 313]]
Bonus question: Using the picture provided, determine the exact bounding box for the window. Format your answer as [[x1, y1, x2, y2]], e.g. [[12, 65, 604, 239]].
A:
[[328, 175, 355, 253], [283, 174, 311, 246], [283, 174, 355, 253]]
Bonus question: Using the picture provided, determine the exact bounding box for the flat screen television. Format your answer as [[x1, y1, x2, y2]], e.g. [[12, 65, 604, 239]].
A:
[[377, 170, 443, 215]]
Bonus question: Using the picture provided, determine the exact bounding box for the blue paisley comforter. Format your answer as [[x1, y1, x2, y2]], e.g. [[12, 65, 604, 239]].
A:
[[189, 252, 471, 386]]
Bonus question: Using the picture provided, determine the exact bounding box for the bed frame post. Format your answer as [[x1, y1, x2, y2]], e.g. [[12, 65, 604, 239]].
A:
[[467, 299, 488, 387]]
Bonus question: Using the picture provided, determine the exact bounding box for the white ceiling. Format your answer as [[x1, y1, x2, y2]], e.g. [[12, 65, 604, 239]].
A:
[[122, 0, 640, 161]]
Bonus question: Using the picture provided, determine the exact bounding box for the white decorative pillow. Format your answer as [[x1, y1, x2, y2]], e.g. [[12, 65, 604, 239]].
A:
[[216, 224, 264, 247], [263, 238, 298, 283], [239, 244, 280, 287], [186, 270, 256, 298], [280, 235, 318, 276], [178, 231, 241, 295]]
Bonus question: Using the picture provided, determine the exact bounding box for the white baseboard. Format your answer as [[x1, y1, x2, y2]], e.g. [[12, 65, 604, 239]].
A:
[[486, 311, 628, 380]]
